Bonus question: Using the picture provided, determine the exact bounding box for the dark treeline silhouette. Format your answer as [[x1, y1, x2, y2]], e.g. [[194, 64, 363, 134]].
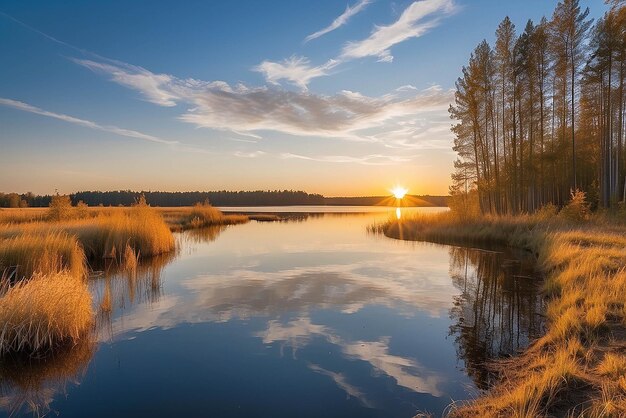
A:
[[0, 190, 449, 208], [74, 190, 325, 207], [450, 0, 626, 213]]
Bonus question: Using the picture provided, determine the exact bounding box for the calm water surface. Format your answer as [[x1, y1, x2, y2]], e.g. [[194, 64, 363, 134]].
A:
[[0, 207, 544, 417]]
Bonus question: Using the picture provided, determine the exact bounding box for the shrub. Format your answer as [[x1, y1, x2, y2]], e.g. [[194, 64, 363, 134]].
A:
[[47, 194, 74, 221], [559, 189, 590, 223]]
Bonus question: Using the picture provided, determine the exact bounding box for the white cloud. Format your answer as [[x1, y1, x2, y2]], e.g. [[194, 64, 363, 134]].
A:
[[304, 0, 372, 43], [73, 57, 453, 148], [234, 150, 266, 158], [395, 84, 418, 92], [0, 97, 177, 145], [253, 56, 339, 90], [341, 0, 457, 63], [72, 58, 183, 107], [280, 152, 416, 165], [256, 0, 456, 88]]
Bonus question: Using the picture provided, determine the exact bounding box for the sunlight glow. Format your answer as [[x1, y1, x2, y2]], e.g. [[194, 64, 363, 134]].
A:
[[391, 186, 408, 199]]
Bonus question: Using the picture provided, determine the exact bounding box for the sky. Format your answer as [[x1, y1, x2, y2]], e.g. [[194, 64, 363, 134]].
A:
[[0, 0, 609, 196]]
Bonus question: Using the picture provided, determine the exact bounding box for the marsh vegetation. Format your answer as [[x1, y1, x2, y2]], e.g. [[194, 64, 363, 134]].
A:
[[0, 197, 248, 357], [375, 196, 626, 416]]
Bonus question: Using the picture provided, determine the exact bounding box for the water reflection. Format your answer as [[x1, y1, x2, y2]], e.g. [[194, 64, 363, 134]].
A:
[[182, 225, 226, 244], [448, 246, 544, 389], [0, 339, 95, 417], [93, 251, 178, 342], [0, 210, 544, 418]]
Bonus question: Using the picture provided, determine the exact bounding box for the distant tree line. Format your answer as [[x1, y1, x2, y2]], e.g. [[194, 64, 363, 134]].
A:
[[0, 190, 449, 208], [450, 0, 626, 213], [0, 192, 49, 208]]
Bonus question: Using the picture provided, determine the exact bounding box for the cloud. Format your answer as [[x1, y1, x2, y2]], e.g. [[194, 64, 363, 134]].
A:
[[395, 84, 418, 92], [234, 150, 266, 158], [0, 97, 177, 145], [256, 0, 456, 88], [280, 152, 416, 165], [341, 0, 457, 63], [71, 58, 180, 107], [304, 0, 372, 43], [73, 58, 453, 147], [253, 56, 339, 90]]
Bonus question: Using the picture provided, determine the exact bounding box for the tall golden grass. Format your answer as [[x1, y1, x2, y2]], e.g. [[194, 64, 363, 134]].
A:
[[0, 205, 175, 262], [0, 272, 93, 354], [163, 202, 249, 230], [0, 202, 175, 356], [377, 209, 626, 417], [0, 232, 86, 280]]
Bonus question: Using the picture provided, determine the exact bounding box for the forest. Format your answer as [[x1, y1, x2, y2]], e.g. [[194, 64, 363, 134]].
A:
[[0, 190, 448, 208], [450, 0, 626, 214]]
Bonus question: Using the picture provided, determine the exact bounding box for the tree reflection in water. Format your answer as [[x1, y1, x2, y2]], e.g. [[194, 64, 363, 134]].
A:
[[448, 246, 544, 389]]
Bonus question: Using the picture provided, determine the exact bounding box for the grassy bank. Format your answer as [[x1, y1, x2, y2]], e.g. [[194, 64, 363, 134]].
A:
[[0, 202, 178, 355], [161, 203, 249, 231], [0, 201, 250, 355], [375, 211, 626, 416]]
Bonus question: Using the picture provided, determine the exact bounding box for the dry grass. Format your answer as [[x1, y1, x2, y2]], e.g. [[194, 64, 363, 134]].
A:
[[0, 272, 93, 354], [0, 203, 176, 357], [0, 232, 86, 280], [377, 211, 626, 417], [0, 205, 175, 262], [0, 208, 48, 225], [162, 203, 249, 230]]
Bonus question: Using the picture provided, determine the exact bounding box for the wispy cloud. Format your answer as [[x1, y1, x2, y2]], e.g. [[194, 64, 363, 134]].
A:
[[253, 56, 339, 90], [0, 97, 177, 145], [234, 150, 266, 158], [257, 0, 456, 88], [304, 0, 372, 43], [280, 152, 416, 165], [73, 58, 452, 147], [341, 0, 457, 62]]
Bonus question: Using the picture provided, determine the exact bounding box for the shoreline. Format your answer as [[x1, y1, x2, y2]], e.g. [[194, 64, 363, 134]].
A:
[[376, 213, 626, 416]]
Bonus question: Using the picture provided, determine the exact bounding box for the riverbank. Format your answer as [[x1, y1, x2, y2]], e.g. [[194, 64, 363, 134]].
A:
[[374, 211, 626, 416], [0, 202, 248, 355]]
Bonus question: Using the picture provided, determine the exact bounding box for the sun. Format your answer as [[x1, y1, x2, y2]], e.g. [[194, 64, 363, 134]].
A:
[[391, 186, 408, 199]]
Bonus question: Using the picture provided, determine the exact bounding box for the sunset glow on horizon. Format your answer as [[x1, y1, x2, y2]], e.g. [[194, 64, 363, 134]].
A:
[[0, 1, 608, 196]]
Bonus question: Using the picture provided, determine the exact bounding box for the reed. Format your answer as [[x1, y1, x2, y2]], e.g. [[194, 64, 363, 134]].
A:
[[165, 202, 249, 230], [377, 211, 626, 417], [0, 272, 93, 354], [0, 204, 175, 262], [0, 232, 86, 280]]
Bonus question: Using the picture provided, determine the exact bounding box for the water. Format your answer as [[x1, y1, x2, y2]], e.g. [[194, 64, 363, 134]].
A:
[[0, 208, 544, 417]]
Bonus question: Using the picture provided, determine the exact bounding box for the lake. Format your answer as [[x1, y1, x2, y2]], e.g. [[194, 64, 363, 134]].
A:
[[0, 207, 544, 418]]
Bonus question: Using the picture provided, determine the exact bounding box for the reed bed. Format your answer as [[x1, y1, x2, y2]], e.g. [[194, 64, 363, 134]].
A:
[[0, 203, 176, 357], [0, 232, 86, 280], [163, 203, 249, 230], [377, 210, 626, 417], [0, 206, 175, 262], [0, 272, 93, 354]]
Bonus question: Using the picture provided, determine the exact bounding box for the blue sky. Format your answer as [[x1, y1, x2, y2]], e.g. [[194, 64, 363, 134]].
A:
[[0, 0, 608, 196]]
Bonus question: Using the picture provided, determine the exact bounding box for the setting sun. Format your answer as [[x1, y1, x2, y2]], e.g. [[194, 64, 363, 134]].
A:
[[391, 186, 408, 199]]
